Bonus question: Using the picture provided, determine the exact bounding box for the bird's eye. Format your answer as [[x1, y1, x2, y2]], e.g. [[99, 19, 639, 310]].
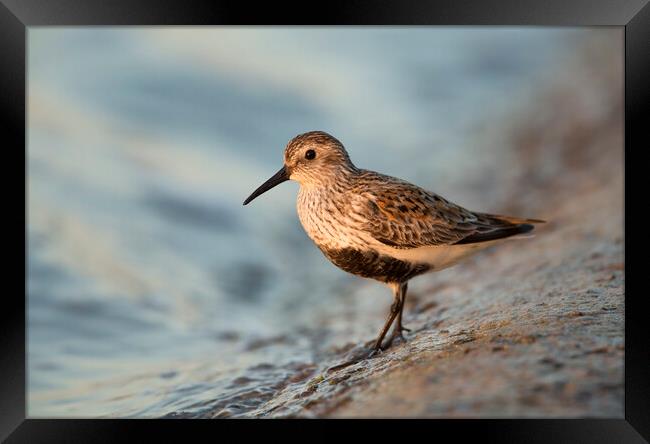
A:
[[305, 149, 316, 160]]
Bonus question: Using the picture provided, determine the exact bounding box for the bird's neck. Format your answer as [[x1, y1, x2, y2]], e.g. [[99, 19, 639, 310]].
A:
[[299, 164, 359, 192]]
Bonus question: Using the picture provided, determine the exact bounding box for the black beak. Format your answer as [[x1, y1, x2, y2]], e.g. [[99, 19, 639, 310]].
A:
[[243, 166, 289, 205]]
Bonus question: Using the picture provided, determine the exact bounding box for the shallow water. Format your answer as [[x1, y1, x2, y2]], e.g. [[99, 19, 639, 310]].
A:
[[27, 27, 598, 417]]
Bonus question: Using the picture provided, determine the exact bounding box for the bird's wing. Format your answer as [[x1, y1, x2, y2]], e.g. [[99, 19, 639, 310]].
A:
[[348, 171, 543, 249]]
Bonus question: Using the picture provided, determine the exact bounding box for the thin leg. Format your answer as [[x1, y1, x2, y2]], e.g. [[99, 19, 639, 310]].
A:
[[327, 283, 408, 371], [370, 283, 402, 355], [395, 282, 410, 334], [385, 282, 411, 348]]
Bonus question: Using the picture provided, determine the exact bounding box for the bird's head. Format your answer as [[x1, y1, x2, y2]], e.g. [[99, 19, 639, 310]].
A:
[[243, 131, 356, 205]]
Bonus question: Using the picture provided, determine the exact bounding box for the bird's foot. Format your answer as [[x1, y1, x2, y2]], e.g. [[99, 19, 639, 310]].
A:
[[326, 359, 359, 373], [327, 331, 409, 374], [326, 344, 382, 373], [383, 325, 410, 348], [367, 347, 383, 359]]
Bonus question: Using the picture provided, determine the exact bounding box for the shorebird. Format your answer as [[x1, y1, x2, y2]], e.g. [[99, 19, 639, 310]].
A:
[[244, 131, 544, 357]]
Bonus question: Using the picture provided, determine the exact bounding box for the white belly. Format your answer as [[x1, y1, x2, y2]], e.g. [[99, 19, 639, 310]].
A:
[[376, 240, 502, 271]]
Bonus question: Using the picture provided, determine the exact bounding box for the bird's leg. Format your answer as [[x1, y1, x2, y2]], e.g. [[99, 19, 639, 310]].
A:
[[369, 283, 402, 356], [384, 282, 410, 348], [396, 282, 411, 333], [328, 284, 404, 370]]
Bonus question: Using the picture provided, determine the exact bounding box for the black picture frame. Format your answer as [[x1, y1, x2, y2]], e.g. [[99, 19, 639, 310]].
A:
[[2, 0, 648, 441]]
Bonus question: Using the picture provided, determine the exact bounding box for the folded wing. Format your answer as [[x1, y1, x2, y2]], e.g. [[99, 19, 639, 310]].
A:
[[348, 171, 544, 249]]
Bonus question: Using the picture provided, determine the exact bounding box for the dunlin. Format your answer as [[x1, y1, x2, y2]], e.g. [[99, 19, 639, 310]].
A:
[[244, 131, 544, 357]]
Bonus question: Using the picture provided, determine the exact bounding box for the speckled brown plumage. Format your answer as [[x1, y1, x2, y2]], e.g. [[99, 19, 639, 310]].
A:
[[244, 130, 545, 356], [346, 170, 542, 250]]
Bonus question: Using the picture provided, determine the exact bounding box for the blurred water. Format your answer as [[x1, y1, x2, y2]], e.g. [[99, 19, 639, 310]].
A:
[[28, 27, 596, 417]]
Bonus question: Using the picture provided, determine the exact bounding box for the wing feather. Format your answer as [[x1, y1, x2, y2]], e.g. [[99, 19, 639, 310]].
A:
[[348, 170, 544, 249]]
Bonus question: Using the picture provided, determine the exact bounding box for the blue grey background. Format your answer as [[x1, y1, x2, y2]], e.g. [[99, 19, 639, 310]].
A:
[[27, 27, 609, 416]]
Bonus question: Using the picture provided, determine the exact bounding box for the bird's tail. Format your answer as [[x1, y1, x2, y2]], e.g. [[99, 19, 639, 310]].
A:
[[484, 214, 547, 225], [454, 213, 546, 245]]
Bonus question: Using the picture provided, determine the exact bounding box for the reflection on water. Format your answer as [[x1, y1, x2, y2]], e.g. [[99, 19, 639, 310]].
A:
[[28, 27, 597, 417]]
